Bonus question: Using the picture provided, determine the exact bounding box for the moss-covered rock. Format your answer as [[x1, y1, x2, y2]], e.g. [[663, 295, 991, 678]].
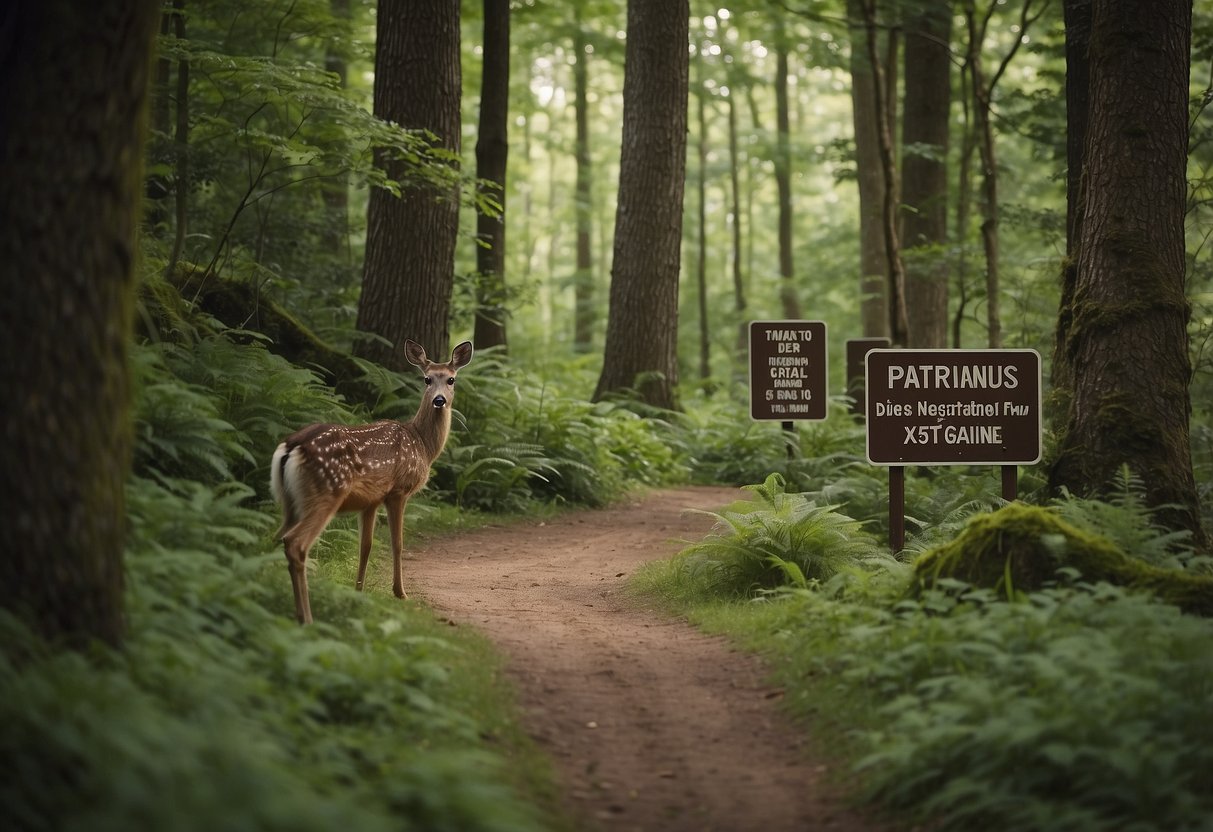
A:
[[913, 503, 1213, 616]]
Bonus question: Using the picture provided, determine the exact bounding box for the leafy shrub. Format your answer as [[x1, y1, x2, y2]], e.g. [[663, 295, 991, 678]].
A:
[[673, 473, 897, 597], [0, 473, 554, 832]]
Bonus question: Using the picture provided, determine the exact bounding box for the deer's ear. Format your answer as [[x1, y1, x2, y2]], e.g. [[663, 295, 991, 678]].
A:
[[404, 340, 428, 368], [450, 341, 473, 370]]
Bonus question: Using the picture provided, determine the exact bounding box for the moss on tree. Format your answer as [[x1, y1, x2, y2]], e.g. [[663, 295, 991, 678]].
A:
[[913, 503, 1213, 616], [136, 266, 384, 410]]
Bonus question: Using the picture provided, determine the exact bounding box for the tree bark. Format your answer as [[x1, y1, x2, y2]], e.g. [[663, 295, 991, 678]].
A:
[[572, 18, 595, 353], [0, 0, 159, 647], [859, 0, 909, 345], [356, 0, 461, 369], [592, 0, 688, 409], [473, 0, 510, 351], [902, 0, 951, 348], [165, 0, 189, 282], [847, 0, 889, 338], [695, 54, 710, 383], [774, 39, 802, 319], [1052, 0, 1091, 397], [321, 0, 351, 264], [727, 83, 747, 360], [1049, 0, 1207, 546]]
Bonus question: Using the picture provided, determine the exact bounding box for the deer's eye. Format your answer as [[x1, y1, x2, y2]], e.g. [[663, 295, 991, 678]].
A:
[[424, 377, 432, 386], [447, 377, 456, 386]]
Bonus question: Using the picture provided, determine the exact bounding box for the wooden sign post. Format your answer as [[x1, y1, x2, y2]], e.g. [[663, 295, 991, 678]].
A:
[[864, 349, 1042, 552], [749, 321, 828, 457]]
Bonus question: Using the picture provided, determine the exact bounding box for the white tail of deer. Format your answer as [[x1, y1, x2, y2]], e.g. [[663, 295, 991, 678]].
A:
[[270, 339, 473, 624]]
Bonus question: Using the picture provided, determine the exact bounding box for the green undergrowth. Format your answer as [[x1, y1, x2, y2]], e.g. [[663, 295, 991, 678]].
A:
[[1, 472, 571, 832], [632, 476, 1213, 831]]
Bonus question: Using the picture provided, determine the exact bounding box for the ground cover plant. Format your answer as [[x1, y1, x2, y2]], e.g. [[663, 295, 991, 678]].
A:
[[633, 472, 1213, 831]]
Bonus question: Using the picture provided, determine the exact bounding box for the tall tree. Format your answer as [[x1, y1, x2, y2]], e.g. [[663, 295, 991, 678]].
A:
[[1050, 0, 1207, 545], [592, 0, 689, 409], [356, 0, 461, 369], [774, 36, 802, 319], [0, 0, 159, 647], [963, 0, 1045, 348], [572, 15, 595, 353], [473, 0, 510, 351], [321, 0, 352, 263], [694, 46, 711, 382], [847, 0, 890, 337], [901, 0, 952, 348], [859, 0, 910, 345]]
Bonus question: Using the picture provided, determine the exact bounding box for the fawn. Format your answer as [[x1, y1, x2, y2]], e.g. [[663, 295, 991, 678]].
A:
[[270, 339, 473, 624]]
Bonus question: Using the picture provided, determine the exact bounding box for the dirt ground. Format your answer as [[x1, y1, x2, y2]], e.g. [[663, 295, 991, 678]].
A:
[[410, 486, 882, 832]]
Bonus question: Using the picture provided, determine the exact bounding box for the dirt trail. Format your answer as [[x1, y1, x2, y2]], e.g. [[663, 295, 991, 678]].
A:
[[410, 486, 880, 832]]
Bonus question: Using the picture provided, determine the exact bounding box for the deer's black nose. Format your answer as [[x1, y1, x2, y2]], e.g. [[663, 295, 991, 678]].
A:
[[433, 395, 447, 409]]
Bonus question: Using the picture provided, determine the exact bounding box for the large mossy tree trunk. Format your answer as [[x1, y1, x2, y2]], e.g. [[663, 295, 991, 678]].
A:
[[1049, 0, 1207, 547], [592, 0, 688, 410], [0, 0, 159, 647], [356, 0, 461, 370]]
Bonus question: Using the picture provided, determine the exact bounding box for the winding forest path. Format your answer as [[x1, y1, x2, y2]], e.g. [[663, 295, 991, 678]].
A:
[[410, 486, 881, 832]]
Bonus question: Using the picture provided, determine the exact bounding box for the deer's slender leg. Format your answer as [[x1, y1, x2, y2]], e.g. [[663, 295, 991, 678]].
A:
[[282, 503, 340, 625], [385, 492, 407, 599], [355, 506, 377, 591]]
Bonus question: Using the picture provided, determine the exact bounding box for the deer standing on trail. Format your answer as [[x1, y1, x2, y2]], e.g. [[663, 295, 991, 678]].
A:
[[270, 340, 473, 624]]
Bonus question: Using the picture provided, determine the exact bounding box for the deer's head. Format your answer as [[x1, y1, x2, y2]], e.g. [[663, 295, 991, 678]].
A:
[[405, 339, 474, 410]]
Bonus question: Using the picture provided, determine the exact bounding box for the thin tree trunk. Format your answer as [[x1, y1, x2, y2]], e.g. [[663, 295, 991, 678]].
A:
[[695, 57, 710, 382], [902, 0, 952, 348], [774, 40, 801, 319], [321, 0, 351, 264], [0, 0, 159, 647], [728, 84, 747, 359], [860, 0, 909, 345], [356, 0, 461, 368], [572, 18, 595, 353], [964, 0, 1044, 348], [953, 59, 976, 348], [473, 0, 510, 351], [848, 0, 889, 337], [166, 0, 189, 280]]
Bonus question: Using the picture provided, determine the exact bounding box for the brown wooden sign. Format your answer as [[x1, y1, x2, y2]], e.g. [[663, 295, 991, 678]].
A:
[[846, 337, 890, 415], [749, 320, 828, 420], [865, 349, 1041, 465]]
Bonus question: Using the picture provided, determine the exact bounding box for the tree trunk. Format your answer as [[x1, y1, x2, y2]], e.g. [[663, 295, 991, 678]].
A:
[[774, 40, 802, 319], [592, 0, 689, 409], [572, 17, 595, 353], [473, 0, 510, 351], [847, 0, 889, 338], [859, 0, 909, 345], [321, 0, 351, 264], [902, 0, 951, 348], [695, 56, 710, 383], [1052, 0, 1091, 397], [967, 14, 1001, 349], [165, 0, 189, 281], [356, 0, 461, 369], [0, 0, 159, 648], [1049, 0, 1207, 546], [728, 84, 747, 360]]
